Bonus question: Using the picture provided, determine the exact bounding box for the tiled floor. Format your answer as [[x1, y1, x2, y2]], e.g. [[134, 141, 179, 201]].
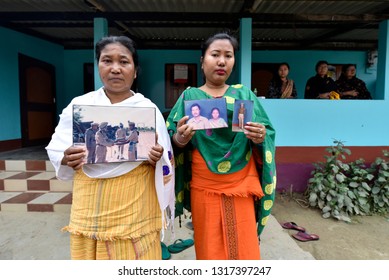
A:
[[0, 158, 72, 213]]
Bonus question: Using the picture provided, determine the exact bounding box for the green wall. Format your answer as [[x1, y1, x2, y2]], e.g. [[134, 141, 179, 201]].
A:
[[63, 50, 94, 109], [0, 27, 64, 141]]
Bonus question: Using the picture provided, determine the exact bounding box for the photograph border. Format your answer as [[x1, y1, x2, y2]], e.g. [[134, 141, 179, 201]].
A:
[[184, 98, 228, 130], [72, 104, 156, 164], [232, 99, 254, 132]]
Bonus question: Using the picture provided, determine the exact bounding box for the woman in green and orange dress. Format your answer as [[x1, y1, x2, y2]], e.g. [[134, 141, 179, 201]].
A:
[[166, 33, 276, 260]]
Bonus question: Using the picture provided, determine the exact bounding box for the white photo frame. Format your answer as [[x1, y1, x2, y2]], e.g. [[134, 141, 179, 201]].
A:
[[72, 104, 156, 164]]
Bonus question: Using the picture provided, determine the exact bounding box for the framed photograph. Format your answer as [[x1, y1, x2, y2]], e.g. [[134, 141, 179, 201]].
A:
[[184, 99, 228, 130], [72, 104, 156, 164], [232, 100, 254, 132]]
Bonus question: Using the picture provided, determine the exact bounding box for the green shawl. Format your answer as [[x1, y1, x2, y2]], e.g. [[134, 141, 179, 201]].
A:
[[166, 84, 276, 236]]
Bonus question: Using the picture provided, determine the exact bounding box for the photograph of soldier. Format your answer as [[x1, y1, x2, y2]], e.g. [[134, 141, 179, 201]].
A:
[[126, 121, 139, 161], [72, 105, 156, 163], [95, 122, 114, 163], [238, 102, 246, 130], [115, 123, 127, 160], [232, 99, 254, 132], [84, 122, 99, 163]]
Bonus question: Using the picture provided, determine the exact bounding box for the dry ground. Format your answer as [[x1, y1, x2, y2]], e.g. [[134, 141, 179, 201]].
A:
[[271, 192, 389, 260]]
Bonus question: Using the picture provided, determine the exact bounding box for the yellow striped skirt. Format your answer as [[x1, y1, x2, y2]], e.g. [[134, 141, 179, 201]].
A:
[[63, 163, 162, 260]]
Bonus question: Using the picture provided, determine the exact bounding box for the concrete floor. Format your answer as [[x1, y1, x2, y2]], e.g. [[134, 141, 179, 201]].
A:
[[0, 145, 314, 260], [0, 210, 314, 260]]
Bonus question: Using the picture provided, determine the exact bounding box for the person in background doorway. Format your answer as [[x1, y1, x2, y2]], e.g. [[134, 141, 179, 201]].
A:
[[304, 60, 339, 99], [267, 62, 297, 99], [336, 64, 372, 99]]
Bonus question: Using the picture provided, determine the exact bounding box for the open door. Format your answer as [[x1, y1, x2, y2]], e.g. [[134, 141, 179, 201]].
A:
[[251, 63, 279, 98], [18, 54, 56, 147]]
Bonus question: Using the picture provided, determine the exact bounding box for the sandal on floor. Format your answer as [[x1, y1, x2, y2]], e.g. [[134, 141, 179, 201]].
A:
[[281, 222, 306, 232], [161, 242, 171, 260], [167, 238, 194, 254], [292, 231, 320, 242]]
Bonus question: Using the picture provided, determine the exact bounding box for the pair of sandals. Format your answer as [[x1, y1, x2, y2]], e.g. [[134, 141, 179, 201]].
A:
[[161, 238, 194, 260], [281, 222, 320, 242]]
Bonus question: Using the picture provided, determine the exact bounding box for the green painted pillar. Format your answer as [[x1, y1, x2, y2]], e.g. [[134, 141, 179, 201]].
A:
[[376, 20, 389, 100], [239, 18, 252, 89], [93, 18, 108, 90]]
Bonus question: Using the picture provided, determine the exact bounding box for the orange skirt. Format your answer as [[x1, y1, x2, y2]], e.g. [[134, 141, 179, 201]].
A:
[[190, 149, 263, 260]]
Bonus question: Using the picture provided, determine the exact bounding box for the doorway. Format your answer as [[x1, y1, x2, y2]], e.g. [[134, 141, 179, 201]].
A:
[[251, 63, 279, 97], [18, 54, 56, 147]]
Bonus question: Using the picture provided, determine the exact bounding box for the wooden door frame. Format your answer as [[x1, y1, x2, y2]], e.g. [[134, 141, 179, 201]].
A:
[[18, 53, 57, 147]]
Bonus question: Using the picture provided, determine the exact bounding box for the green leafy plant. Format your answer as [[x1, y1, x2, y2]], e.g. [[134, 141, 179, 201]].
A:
[[306, 141, 389, 221], [368, 151, 389, 214]]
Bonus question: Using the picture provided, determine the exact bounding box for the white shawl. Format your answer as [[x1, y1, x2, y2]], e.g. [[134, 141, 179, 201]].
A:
[[46, 87, 175, 239]]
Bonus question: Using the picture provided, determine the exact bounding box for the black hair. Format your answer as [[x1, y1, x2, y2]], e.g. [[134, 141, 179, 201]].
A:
[[210, 107, 220, 118], [95, 36, 139, 70], [273, 62, 291, 86], [278, 62, 290, 71], [315, 60, 329, 72], [200, 32, 239, 82], [211, 107, 220, 113], [201, 32, 239, 57], [341, 64, 357, 73], [191, 103, 201, 110], [338, 64, 357, 80]]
